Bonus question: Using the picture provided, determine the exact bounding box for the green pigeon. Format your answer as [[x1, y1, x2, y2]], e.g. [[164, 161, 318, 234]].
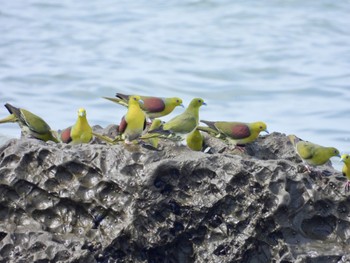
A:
[[0, 103, 59, 142], [118, 95, 147, 143], [60, 108, 93, 144], [200, 120, 268, 145], [104, 93, 183, 119], [186, 128, 204, 151], [288, 134, 340, 172], [150, 98, 206, 140], [341, 154, 350, 192]]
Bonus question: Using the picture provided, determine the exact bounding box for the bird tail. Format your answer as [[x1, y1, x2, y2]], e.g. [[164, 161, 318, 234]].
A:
[[5, 103, 21, 116], [49, 130, 60, 143], [147, 126, 172, 136], [115, 93, 129, 102], [0, 113, 17, 123], [102, 97, 128, 107], [288, 134, 302, 146], [197, 126, 220, 136], [0, 103, 21, 123], [200, 120, 217, 130]]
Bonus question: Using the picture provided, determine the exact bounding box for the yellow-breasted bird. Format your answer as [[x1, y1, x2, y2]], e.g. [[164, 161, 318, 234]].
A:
[[0, 103, 59, 142], [340, 154, 350, 192], [150, 98, 206, 140], [288, 135, 340, 172], [200, 120, 268, 145], [60, 108, 92, 144], [103, 93, 183, 119], [186, 128, 204, 151], [118, 95, 146, 143]]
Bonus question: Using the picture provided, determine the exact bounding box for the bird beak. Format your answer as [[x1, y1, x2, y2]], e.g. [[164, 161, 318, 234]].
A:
[[264, 129, 269, 134], [180, 103, 184, 108], [139, 99, 144, 105], [202, 102, 207, 106], [340, 157, 345, 163]]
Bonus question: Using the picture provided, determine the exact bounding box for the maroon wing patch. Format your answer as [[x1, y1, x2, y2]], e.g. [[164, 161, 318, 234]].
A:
[[143, 97, 165, 113], [60, 127, 72, 143], [118, 116, 127, 133], [230, 124, 251, 139]]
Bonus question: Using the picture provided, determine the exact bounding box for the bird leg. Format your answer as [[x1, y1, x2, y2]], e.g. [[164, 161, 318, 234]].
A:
[[233, 144, 246, 153], [303, 165, 312, 174], [124, 140, 131, 145]]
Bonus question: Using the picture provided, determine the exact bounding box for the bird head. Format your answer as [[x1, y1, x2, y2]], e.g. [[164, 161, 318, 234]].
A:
[[341, 154, 350, 164], [78, 108, 87, 117], [129, 95, 144, 105], [253, 121, 268, 134], [328, 147, 340, 158], [189, 98, 206, 108], [172, 97, 184, 108]]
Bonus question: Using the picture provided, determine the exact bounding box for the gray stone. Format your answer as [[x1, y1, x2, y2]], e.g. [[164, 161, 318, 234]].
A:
[[0, 129, 348, 263]]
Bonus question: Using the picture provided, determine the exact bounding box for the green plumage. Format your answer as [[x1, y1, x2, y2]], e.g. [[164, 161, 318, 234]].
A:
[[60, 108, 92, 144], [103, 94, 183, 119], [0, 103, 59, 142], [200, 120, 268, 145], [122, 95, 146, 143], [341, 154, 350, 179], [341, 154, 350, 191], [186, 129, 203, 151], [289, 135, 340, 166], [162, 98, 206, 136]]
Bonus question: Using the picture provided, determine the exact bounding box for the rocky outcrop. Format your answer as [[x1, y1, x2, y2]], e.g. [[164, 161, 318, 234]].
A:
[[0, 128, 348, 263]]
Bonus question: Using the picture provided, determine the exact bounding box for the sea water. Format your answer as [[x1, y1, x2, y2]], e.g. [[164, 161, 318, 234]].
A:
[[1, 0, 349, 170]]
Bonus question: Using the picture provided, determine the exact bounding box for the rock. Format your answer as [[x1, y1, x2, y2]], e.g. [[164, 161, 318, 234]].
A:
[[0, 129, 348, 262]]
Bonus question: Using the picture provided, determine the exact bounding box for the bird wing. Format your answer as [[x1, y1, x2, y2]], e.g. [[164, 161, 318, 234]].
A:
[[19, 109, 51, 135], [296, 141, 314, 160], [142, 97, 165, 113], [200, 120, 218, 131], [216, 122, 251, 139], [60, 127, 72, 143], [118, 116, 127, 133], [164, 114, 197, 133]]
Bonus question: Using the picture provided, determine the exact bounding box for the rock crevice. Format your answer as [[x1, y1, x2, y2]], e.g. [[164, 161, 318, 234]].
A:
[[0, 131, 348, 262]]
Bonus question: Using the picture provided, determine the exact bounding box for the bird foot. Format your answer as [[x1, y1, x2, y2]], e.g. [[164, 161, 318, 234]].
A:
[[124, 139, 133, 145], [302, 165, 312, 174], [233, 145, 246, 153]]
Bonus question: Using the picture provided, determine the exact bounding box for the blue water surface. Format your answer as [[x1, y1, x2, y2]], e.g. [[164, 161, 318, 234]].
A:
[[1, 0, 350, 169]]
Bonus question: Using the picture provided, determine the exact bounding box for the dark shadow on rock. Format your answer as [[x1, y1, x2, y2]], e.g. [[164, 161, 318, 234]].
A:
[[0, 131, 348, 262]]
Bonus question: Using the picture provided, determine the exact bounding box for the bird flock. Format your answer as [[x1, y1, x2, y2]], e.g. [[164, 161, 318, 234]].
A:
[[0, 93, 349, 191]]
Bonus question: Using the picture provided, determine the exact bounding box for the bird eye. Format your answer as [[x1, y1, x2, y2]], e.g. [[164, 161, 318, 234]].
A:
[[347, 156, 349, 159], [260, 126, 263, 129], [177, 100, 179, 103], [198, 99, 201, 103], [133, 97, 137, 101]]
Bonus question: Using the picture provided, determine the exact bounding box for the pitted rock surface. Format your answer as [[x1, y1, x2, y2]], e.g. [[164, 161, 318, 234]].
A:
[[0, 130, 349, 263]]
